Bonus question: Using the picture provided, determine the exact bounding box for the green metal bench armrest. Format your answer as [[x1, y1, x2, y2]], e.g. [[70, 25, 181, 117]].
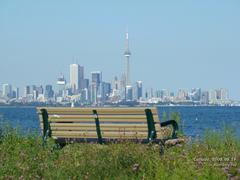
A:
[[160, 120, 178, 139], [40, 108, 52, 145]]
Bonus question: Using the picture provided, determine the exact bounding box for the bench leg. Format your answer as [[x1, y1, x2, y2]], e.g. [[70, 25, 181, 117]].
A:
[[40, 109, 52, 146], [93, 110, 103, 144]]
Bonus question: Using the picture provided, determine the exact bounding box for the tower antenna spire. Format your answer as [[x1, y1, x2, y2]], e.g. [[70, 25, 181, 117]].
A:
[[124, 29, 131, 86]]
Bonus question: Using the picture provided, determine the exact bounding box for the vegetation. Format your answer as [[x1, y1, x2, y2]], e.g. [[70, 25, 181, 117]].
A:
[[162, 111, 184, 136], [0, 126, 239, 179]]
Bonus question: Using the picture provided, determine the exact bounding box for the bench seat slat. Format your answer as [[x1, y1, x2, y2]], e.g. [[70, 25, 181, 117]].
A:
[[40, 126, 162, 132], [37, 108, 157, 115], [47, 115, 158, 119], [48, 115, 95, 119], [50, 127, 150, 131], [43, 119, 157, 123], [52, 131, 148, 138]]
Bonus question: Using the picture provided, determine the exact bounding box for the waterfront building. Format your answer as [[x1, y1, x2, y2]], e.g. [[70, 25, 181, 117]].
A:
[[24, 86, 31, 97], [2, 84, 12, 98], [156, 89, 170, 100], [191, 88, 201, 101], [220, 88, 229, 100], [177, 89, 189, 101], [14, 87, 20, 99], [209, 89, 217, 102], [201, 91, 209, 104]]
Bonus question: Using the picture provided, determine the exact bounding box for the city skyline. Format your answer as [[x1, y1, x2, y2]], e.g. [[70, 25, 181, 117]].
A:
[[0, 55, 234, 106], [0, 1, 240, 100]]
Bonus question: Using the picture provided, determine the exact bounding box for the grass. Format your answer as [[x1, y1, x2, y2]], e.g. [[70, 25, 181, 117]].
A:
[[0, 127, 239, 179]]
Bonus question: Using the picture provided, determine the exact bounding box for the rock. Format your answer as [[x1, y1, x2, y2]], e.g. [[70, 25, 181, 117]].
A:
[[164, 138, 185, 147], [132, 163, 140, 172]]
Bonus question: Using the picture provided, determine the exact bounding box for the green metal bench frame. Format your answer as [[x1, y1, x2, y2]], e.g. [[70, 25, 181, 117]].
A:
[[39, 108, 178, 145]]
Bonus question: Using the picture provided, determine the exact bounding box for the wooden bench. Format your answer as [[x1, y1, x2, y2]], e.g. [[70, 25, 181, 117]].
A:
[[37, 107, 178, 145]]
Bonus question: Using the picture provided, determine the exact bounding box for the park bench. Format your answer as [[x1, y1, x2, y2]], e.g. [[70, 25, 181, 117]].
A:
[[37, 107, 179, 145]]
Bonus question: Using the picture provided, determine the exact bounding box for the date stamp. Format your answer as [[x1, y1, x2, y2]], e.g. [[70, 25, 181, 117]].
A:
[[193, 156, 237, 167]]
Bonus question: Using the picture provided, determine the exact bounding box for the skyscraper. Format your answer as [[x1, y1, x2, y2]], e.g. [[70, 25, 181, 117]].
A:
[[126, 85, 133, 101], [91, 71, 102, 87], [57, 74, 66, 97], [2, 84, 12, 98], [91, 71, 102, 104], [24, 86, 30, 97], [135, 81, 143, 100], [45, 85, 54, 99], [124, 31, 131, 86], [70, 64, 84, 93], [209, 89, 217, 102]]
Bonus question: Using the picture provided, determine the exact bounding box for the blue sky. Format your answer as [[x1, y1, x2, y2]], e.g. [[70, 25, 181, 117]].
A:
[[0, 1, 240, 99]]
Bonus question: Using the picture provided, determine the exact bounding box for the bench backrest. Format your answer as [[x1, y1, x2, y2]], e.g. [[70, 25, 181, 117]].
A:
[[37, 107, 165, 142]]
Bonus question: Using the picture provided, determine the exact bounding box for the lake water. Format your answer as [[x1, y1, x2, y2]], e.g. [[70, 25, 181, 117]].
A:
[[0, 106, 240, 138]]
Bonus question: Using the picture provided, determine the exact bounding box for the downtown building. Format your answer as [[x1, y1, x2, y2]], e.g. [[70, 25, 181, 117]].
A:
[[70, 64, 84, 94]]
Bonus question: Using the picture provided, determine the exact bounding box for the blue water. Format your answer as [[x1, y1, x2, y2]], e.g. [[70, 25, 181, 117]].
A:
[[0, 106, 240, 138], [158, 106, 240, 138]]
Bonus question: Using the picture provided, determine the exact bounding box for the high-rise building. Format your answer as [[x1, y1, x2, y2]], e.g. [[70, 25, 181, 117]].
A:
[[112, 76, 119, 90], [83, 79, 89, 89], [135, 81, 143, 100], [124, 31, 131, 86], [91, 83, 97, 104], [30, 85, 36, 95], [191, 88, 201, 101], [201, 91, 209, 104], [57, 74, 66, 97], [100, 82, 111, 102], [209, 89, 217, 102], [70, 64, 84, 93], [12, 87, 20, 99], [126, 85, 133, 101], [33, 90, 38, 101], [156, 89, 170, 99], [24, 86, 30, 97], [36, 86, 44, 95], [2, 84, 12, 98], [120, 74, 127, 100], [91, 71, 102, 87], [81, 88, 90, 103], [91, 71, 102, 104], [177, 89, 188, 101], [45, 85, 54, 99], [220, 88, 229, 100]]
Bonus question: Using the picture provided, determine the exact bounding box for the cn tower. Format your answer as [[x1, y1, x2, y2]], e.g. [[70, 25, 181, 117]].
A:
[[124, 31, 131, 86]]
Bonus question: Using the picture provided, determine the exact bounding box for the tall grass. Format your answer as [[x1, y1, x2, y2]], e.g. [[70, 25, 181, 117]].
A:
[[0, 127, 239, 179]]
